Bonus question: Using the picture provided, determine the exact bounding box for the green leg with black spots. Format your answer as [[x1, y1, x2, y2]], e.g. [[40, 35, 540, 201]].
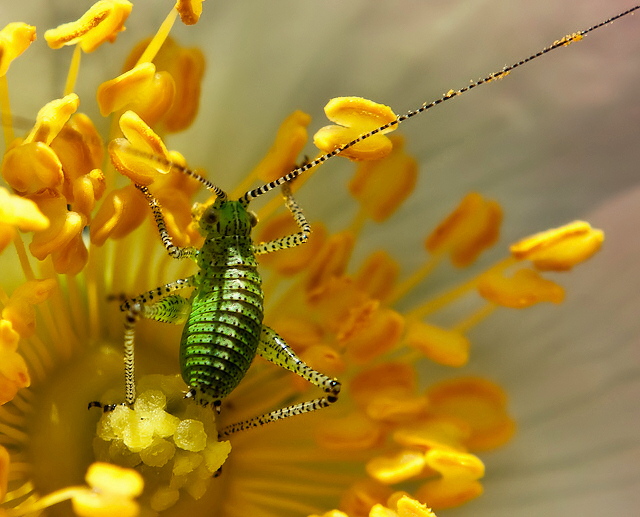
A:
[[219, 325, 341, 436]]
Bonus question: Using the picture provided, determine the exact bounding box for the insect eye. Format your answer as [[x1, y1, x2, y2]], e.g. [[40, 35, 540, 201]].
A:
[[248, 211, 258, 227], [202, 207, 218, 225]]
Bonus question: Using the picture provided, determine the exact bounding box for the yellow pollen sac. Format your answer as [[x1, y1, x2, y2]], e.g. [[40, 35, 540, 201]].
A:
[[425, 377, 516, 452], [416, 449, 484, 509], [351, 363, 420, 411], [2, 279, 57, 338], [0, 320, 30, 405], [341, 306, 405, 364], [24, 94, 80, 146], [97, 63, 176, 125], [349, 135, 418, 222], [44, 0, 133, 53], [510, 220, 604, 271], [90, 184, 147, 245], [314, 97, 398, 161], [250, 110, 312, 183], [257, 216, 327, 275], [176, 0, 206, 25], [122, 36, 206, 133], [477, 266, 565, 308], [0, 23, 36, 77], [385, 495, 438, 517], [304, 232, 355, 299], [404, 320, 471, 367], [393, 417, 471, 452], [110, 110, 172, 185], [1, 141, 63, 195], [71, 463, 143, 517], [315, 413, 385, 451], [354, 250, 400, 302], [366, 450, 427, 485], [425, 192, 502, 267], [340, 480, 394, 517], [29, 196, 88, 274], [0, 187, 49, 251]]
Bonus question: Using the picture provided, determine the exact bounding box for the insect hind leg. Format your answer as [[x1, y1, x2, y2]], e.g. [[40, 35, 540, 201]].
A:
[[219, 325, 340, 437]]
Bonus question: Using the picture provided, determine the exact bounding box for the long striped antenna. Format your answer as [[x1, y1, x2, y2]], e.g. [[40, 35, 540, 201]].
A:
[[240, 5, 639, 204]]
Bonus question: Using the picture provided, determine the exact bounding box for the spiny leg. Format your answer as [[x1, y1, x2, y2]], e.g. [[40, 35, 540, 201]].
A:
[[135, 184, 198, 259], [120, 275, 198, 311], [121, 294, 192, 406], [253, 182, 311, 255], [219, 325, 340, 437]]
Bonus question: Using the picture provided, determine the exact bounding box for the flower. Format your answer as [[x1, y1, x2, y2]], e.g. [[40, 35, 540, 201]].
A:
[[1, 1, 640, 517]]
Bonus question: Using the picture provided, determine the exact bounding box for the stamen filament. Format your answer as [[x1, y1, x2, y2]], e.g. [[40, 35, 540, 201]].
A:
[[408, 256, 516, 319], [135, 8, 179, 66], [0, 75, 15, 146], [12, 235, 35, 282], [453, 302, 497, 333], [5, 486, 85, 516], [63, 45, 82, 96], [388, 255, 443, 305]]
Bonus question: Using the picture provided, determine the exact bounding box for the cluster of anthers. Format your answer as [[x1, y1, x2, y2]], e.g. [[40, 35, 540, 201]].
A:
[[0, 1, 616, 516]]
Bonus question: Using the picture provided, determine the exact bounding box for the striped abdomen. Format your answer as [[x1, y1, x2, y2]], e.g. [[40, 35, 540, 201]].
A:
[[180, 261, 264, 402]]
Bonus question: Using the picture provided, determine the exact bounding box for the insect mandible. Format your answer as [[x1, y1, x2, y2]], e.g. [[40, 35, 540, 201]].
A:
[[100, 5, 639, 438]]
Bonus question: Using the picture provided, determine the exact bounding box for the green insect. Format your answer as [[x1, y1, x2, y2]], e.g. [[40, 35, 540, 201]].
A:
[[98, 5, 638, 438]]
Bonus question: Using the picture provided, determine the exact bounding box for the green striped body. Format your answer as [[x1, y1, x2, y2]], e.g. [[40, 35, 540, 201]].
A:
[[180, 200, 263, 403]]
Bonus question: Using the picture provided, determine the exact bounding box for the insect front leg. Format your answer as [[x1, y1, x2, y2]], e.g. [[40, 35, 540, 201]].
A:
[[219, 325, 340, 437], [253, 183, 311, 254]]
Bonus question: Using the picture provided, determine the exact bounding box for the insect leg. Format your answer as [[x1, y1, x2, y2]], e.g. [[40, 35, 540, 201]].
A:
[[122, 294, 192, 406], [119, 275, 197, 311], [136, 184, 198, 259], [219, 325, 340, 436], [253, 183, 311, 255]]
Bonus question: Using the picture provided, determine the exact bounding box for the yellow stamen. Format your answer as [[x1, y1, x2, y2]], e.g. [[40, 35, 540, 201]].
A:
[[2, 279, 57, 338], [315, 413, 385, 451], [426, 377, 516, 451], [366, 450, 426, 485], [0, 187, 49, 253], [44, 0, 133, 53], [425, 192, 502, 267], [341, 306, 405, 364], [477, 266, 565, 308], [416, 449, 484, 509], [64, 45, 83, 96], [314, 97, 398, 161], [304, 232, 355, 299], [109, 110, 172, 185], [89, 184, 147, 245], [354, 250, 400, 302], [0, 23, 37, 77], [135, 8, 179, 65], [0, 320, 30, 405], [175, 0, 206, 25], [404, 320, 471, 367], [349, 135, 417, 222], [510, 220, 604, 271], [393, 417, 471, 452]]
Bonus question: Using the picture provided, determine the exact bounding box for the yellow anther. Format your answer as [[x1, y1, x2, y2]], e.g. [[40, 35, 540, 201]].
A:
[[351, 363, 417, 408], [510, 220, 604, 271], [366, 450, 427, 485], [257, 216, 327, 275], [24, 94, 80, 146], [315, 413, 385, 451], [44, 0, 133, 53], [349, 135, 417, 222], [314, 97, 398, 161], [2, 279, 56, 338], [0, 187, 49, 251], [393, 417, 470, 452], [176, 0, 206, 25], [354, 250, 400, 302], [110, 110, 172, 185], [123, 36, 206, 132], [340, 480, 394, 517], [97, 63, 176, 125], [404, 320, 471, 367], [29, 196, 87, 269], [342, 306, 405, 364], [477, 266, 565, 308], [0, 23, 36, 77], [416, 449, 484, 509], [71, 463, 143, 517], [309, 511, 349, 517], [426, 377, 516, 451], [0, 319, 30, 405], [251, 110, 312, 183], [154, 188, 201, 248], [425, 192, 502, 267], [390, 495, 438, 517], [305, 232, 355, 299], [2, 141, 63, 195], [90, 184, 147, 245]]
